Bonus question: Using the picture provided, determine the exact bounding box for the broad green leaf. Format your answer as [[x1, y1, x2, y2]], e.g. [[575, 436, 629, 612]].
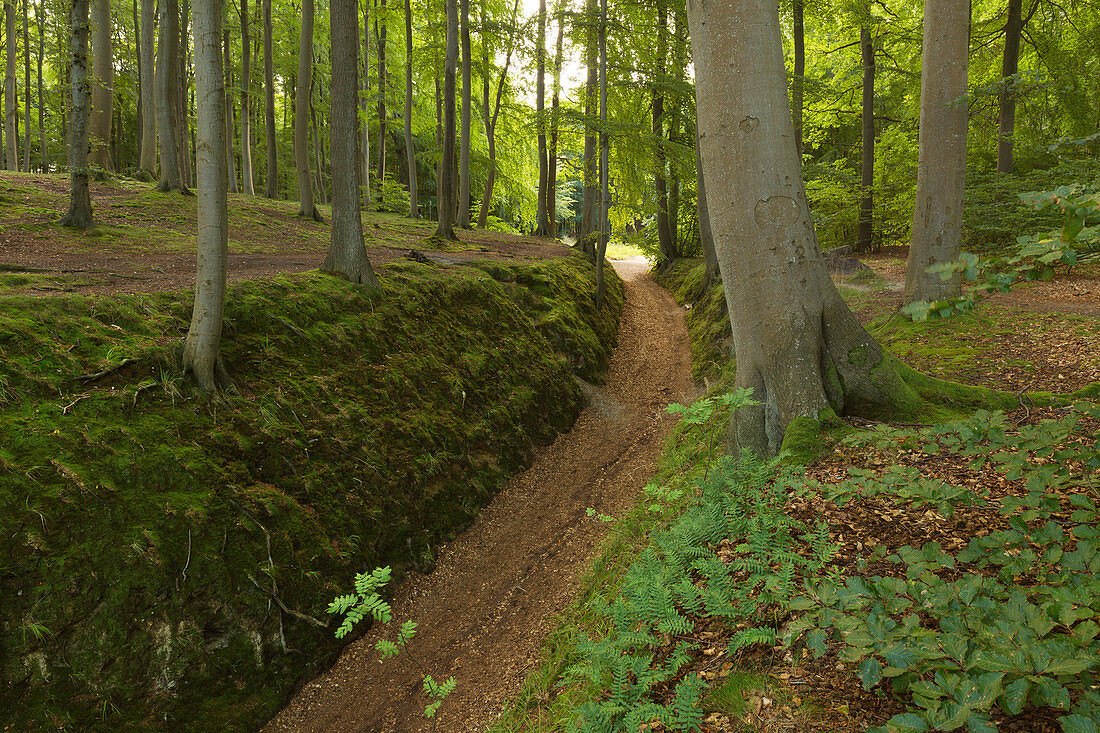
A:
[[859, 658, 883, 689]]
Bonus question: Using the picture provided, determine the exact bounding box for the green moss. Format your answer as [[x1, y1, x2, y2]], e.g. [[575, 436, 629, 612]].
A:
[[655, 259, 733, 382], [0, 256, 623, 732]]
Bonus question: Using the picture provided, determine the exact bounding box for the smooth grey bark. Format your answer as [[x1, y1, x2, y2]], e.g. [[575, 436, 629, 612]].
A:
[[295, 0, 320, 219], [138, 0, 157, 173], [791, 0, 804, 156], [21, 0, 29, 170], [155, 0, 186, 191], [996, 0, 1027, 173], [376, 0, 387, 194], [688, 0, 916, 456], [533, 0, 548, 235], [593, 0, 609, 309], [224, 29, 238, 191], [578, 0, 597, 255], [61, 0, 92, 226], [5, 0, 16, 169], [324, 0, 381, 287], [36, 0, 45, 170], [456, 0, 470, 227], [239, 0, 254, 193], [310, 68, 326, 204], [653, 0, 673, 266], [434, 0, 458, 239], [904, 0, 968, 304], [184, 0, 230, 390], [359, 0, 371, 207], [403, 0, 416, 217], [262, 0, 277, 196], [88, 0, 112, 169], [178, 1, 192, 186], [477, 0, 517, 229], [694, 130, 718, 284], [857, 25, 874, 252], [546, 12, 562, 237]]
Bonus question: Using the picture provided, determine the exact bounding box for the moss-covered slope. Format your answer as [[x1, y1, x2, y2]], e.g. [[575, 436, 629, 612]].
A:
[[0, 253, 623, 731]]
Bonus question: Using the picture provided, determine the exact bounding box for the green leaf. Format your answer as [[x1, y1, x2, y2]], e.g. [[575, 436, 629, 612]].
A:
[[885, 712, 930, 733], [1000, 677, 1029, 715], [858, 658, 883, 689], [1061, 714, 1100, 733]]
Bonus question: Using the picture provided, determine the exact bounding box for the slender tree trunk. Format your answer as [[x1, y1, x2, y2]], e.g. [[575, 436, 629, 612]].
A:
[[262, 0, 277, 195], [434, 0, 458, 239], [87, 0, 112, 169], [403, 0, 416, 217], [434, 69, 441, 210], [857, 25, 875, 252], [904, 0, 968, 304], [295, 0, 319, 219], [578, 0, 597, 255], [36, 0, 45, 171], [546, 14, 562, 237], [310, 67, 326, 204], [477, 0, 517, 229], [224, 29, 238, 191], [695, 130, 718, 285], [239, 0, 254, 193], [138, 0, 157, 173], [177, 0, 192, 186], [653, 1, 674, 266], [376, 0, 387, 193], [359, 0, 371, 207], [791, 0, 804, 156], [996, 0, 1022, 173], [184, 0, 231, 390], [324, 0, 380, 287], [533, 0, 548, 235], [5, 0, 17, 169], [156, 0, 185, 191], [455, 0, 471, 226], [594, 0, 609, 309], [21, 0, 29, 170], [61, 0, 93, 226]]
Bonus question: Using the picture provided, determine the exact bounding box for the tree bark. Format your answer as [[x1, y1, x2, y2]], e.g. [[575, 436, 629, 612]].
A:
[[546, 12, 562, 237], [178, 0, 192, 186], [593, 0, 609, 308], [262, 0, 277, 196], [155, 0, 186, 191], [61, 0, 93, 226], [376, 0, 387, 193], [22, 0, 30, 170], [310, 66, 326, 204], [578, 0, 597, 256], [434, 0, 458, 239], [653, 0, 674, 266], [996, 0, 1022, 173], [239, 0, 254, 194], [36, 0, 45, 171], [688, 0, 917, 456], [694, 129, 718, 284], [904, 0, 968, 305], [295, 0, 320, 219], [477, 0, 518, 229], [359, 0, 371, 207], [533, 0, 549, 235], [857, 25, 874, 252], [403, 0, 416, 217], [88, 0, 112, 169], [224, 29, 239, 191], [184, 0, 231, 390], [791, 0, 804, 156], [456, 0, 471, 227], [5, 0, 17, 169], [138, 0, 157, 174], [325, 0, 381, 287]]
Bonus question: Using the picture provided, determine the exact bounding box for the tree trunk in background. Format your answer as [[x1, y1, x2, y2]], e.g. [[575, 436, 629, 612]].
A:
[[21, 0, 29, 170], [668, 7, 685, 248], [653, 1, 674, 266], [324, 0, 380, 286], [138, 0, 157, 174], [456, 0, 471, 227], [694, 130, 718, 285], [185, 0, 231, 390], [239, 0, 254, 193], [857, 25, 874, 252], [88, 0, 112, 169], [904, 0, 968, 305], [403, 0, 416, 217], [376, 0, 387, 194], [434, 0, 458, 239], [224, 30, 239, 191], [578, 0, 597, 255], [5, 0, 17, 169], [533, 0, 549, 235], [791, 0, 804, 155], [546, 14, 562, 237], [359, 0, 371, 207], [178, 0, 192, 186], [996, 0, 1022, 173], [61, 0, 93, 226], [477, 0, 517, 229], [310, 68, 326, 204], [593, 0, 609, 308], [295, 0, 319, 219], [155, 0, 185, 191], [36, 0, 46, 170], [689, 0, 916, 456], [262, 0, 277, 196]]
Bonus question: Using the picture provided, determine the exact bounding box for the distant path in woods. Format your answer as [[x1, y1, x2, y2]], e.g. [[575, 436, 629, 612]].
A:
[[263, 257, 696, 733]]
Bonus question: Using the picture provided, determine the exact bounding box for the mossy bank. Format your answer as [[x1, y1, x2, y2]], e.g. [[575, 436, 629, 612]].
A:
[[0, 253, 624, 731]]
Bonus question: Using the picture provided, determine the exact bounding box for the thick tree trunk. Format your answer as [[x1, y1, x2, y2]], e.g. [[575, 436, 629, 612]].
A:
[[88, 0, 112, 169], [376, 0, 387, 193], [155, 0, 186, 191], [593, 0, 609, 308], [403, 0, 416, 217], [239, 0, 254, 194], [578, 0, 597, 256], [546, 15, 562, 237], [533, 0, 549, 236], [694, 130, 718, 284], [359, 0, 371, 207], [295, 0, 319, 219], [477, 0, 517, 229], [262, 0, 277, 196], [324, 0, 381, 287], [689, 0, 916, 456], [857, 25, 874, 252], [138, 0, 157, 174], [434, 0, 458, 239], [904, 0, 968, 304], [456, 0, 471, 227], [185, 0, 231, 390], [996, 0, 1022, 173], [224, 29, 239, 192], [653, 2, 674, 265], [791, 0, 804, 156], [5, 0, 17, 169], [61, 0, 92, 226], [36, 0, 46, 171]]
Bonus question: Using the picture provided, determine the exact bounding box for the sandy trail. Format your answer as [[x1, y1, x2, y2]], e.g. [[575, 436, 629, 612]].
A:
[[263, 256, 695, 732]]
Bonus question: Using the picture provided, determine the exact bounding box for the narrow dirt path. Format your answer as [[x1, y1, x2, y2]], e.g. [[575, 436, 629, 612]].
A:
[[263, 257, 696, 733]]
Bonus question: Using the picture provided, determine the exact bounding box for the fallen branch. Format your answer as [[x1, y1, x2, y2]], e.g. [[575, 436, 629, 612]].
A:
[[73, 358, 138, 383]]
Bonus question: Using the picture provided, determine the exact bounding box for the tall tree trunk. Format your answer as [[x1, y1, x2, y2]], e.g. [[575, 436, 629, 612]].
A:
[[996, 0, 1023, 173], [904, 0, 968, 304], [688, 0, 916, 456], [178, 0, 192, 186], [295, 0, 319, 219], [653, 0, 674, 266], [546, 12, 562, 237], [324, 0, 381, 287], [533, 0, 548, 235], [434, 0, 458, 239], [477, 0, 517, 229], [593, 0, 609, 308], [694, 129, 718, 285], [578, 0, 597, 255], [185, 0, 231, 390], [262, 0, 277, 195], [88, 0, 112, 169], [155, 0, 185, 191], [310, 66, 326, 204], [857, 25, 874, 252], [239, 0, 254, 193], [456, 0, 471, 226], [138, 0, 157, 174], [61, 0, 92, 226], [791, 0, 804, 156], [21, 0, 29, 170], [376, 0, 387, 194], [359, 0, 371, 207], [403, 0, 416, 217], [224, 29, 238, 191], [5, 0, 17, 169], [36, 0, 45, 171]]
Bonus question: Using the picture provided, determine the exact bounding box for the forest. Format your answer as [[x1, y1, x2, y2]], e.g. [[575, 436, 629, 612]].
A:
[[0, 0, 1098, 727]]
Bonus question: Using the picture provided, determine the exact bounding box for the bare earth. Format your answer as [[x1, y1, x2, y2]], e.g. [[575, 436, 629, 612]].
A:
[[262, 257, 696, 733]]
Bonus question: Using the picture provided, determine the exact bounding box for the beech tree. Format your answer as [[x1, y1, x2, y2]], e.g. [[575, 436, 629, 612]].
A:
[[263, 0, 278, 197], [402, 0, 416, 217], [61, 0, 93, 227], [156, 0, 187, 192], [689, 0, 917, 455], [857, 24, 874, 252], [456, 0, 471, 228], [532, 0, 549, 236], [239, 0, 254, 194], [295, 0, 321, 220], [4, 0, 15, 169], [138, 0, 157, 175], [476, 0, 518, 229], [88, 0, 112, 170], [434, 0, 458, 240]]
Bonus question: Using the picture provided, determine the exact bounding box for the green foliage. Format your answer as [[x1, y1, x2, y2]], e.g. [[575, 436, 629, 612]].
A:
[[373, 177, 413, 215]]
